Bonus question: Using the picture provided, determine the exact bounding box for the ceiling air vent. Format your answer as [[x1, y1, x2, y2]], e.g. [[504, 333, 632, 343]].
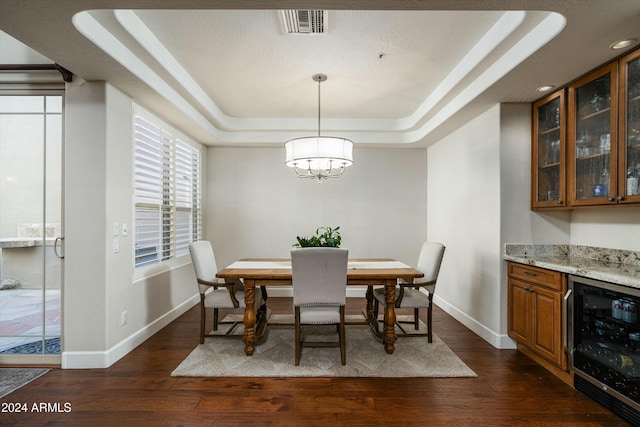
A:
[[279, 10, 326, 34]]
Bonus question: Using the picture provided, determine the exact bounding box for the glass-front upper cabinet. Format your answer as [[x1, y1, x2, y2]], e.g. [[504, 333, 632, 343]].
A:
[[568, 63, 618, 206], [618, 48, 640, 204], [532, 90, 565, 209]]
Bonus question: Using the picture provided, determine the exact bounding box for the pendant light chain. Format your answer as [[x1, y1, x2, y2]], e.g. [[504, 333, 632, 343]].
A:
[[317, 76, 321, 138]]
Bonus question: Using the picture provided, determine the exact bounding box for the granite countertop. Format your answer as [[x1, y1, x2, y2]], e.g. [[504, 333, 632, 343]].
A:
[[504, 244, 640, 289], [0, 238, 36, 249]]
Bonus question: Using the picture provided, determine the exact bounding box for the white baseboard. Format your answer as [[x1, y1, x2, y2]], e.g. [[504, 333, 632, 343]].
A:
[[61, 294, 199, 369], [61, 289, 516, 368], [269, 287, 517, 349], [434, 295, 516, 349]]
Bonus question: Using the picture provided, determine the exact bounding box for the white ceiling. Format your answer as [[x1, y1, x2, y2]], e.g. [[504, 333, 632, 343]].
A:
[[1, 1, 639, 148]]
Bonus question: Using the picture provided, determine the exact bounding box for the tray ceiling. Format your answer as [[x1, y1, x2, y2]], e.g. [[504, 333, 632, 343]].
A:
[[1, 1, 639, 147]]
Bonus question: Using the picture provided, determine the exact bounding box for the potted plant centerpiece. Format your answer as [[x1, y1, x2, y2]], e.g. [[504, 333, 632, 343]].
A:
[[293, 226, 342, 248]]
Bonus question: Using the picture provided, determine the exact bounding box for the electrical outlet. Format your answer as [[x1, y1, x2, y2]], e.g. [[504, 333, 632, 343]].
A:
[[122, 223, 128, 237], [121, 310, 128, 326]]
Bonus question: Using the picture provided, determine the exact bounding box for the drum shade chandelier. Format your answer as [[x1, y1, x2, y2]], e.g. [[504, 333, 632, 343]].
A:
[[285, 73, 353, 182]]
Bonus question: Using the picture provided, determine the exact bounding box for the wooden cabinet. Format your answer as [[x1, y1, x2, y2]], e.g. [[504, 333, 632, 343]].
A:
[[507, 262, 567, 370], [532, 90, 566, 209], [618, 48, 640, 204], [568, 63, 618, 206], [532, 46, 640, 209]]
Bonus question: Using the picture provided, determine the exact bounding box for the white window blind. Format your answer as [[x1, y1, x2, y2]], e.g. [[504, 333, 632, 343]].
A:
[[134, 113, 201, 268], [175, 139, 201, 257]]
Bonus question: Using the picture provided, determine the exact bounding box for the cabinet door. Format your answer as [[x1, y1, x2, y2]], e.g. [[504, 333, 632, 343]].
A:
[[531, 284, 565, 368], [532, 90, 566, 209], [568, 63, 618, 206], [618, 48, 640, 204], [508, 278, 532, 347]]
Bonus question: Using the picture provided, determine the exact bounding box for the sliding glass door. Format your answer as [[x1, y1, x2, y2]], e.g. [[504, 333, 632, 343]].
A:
[[0, 92, 63, 360]]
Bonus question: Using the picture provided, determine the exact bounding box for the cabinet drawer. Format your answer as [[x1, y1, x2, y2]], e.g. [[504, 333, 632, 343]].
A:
[[508, 263, 562, 291]]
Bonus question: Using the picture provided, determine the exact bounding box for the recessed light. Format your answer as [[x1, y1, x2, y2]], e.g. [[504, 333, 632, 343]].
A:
[[610, 39, 636, 50], [536, 85, 554, 92]]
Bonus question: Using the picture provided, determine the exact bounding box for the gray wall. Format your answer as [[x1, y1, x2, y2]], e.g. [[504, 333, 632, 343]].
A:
[[206, 146, 428, 272], [63, 82, 199, 368], [60, 84, 640, 367]]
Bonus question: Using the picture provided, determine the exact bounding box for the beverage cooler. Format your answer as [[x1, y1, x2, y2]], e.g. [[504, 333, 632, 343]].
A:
[[569, 275, 640, 425]]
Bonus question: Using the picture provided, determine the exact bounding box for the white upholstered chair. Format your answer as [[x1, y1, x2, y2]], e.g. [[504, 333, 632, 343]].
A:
[[189, 240, 264, 343], [373, 242, 445, 343], [291, 247, 349, 366]]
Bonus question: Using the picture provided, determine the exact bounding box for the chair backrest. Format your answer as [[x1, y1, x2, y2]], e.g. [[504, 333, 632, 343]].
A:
[[414, 242, 446, 289], [291, 247, 348, 307], [189, 240, 221, 293]]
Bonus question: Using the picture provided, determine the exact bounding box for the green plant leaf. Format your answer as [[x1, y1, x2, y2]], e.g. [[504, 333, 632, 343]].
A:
[[293, 226, 342, 247]]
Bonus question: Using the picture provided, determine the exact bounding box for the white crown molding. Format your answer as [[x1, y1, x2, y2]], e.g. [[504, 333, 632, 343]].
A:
[[72, 8, 564, 145]]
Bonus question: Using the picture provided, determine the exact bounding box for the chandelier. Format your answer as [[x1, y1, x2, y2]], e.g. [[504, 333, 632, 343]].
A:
[[285, 73, 354, 182]]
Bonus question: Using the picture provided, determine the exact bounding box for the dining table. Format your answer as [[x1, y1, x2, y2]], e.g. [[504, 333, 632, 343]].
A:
[[216, 258, 424, 356]]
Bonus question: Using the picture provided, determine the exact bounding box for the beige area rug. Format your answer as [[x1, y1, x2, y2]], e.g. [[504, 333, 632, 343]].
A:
[[0, 368, 50, 398], [171, 315, 476, 378]]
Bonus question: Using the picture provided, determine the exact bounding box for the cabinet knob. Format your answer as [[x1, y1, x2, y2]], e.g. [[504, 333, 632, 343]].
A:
[[556, 199, 563, 204], [607, 197, 615, 202], [617, 196, 624, 201]]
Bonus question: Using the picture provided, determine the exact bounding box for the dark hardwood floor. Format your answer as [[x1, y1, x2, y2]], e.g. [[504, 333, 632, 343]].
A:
[[1, 298, 630, 426]]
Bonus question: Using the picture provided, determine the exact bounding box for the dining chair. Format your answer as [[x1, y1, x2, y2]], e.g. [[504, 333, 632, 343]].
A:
[[189, 240, 265, 343], [373, 242, 445, 343], [291, 247, 348, 366]]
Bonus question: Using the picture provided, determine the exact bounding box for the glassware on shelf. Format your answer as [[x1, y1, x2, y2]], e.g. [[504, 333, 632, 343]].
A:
[[623, 51, 640, 200], [576, 137, 587, 158], [599, 134, 611, 153], [533, 90, 565, 208], [570, 65, 616, 204], [628, 162, 639, 196], [551, 139, 560, 163]]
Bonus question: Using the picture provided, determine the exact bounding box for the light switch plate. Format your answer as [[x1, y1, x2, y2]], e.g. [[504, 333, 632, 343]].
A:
[[113, 222, 119, 236], [113, 238, 120, 253]]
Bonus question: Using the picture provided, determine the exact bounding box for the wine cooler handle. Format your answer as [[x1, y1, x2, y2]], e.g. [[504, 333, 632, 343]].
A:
[[563, 288, 572, 353]]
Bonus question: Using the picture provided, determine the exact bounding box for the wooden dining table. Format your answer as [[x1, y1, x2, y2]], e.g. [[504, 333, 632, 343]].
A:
[[216, 258, 423, 356]]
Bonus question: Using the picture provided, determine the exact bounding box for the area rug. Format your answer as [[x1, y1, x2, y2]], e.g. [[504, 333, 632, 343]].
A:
[[0, 368, 49, 398], [0, 338, 60, 354], [172, 315, 476, 378]]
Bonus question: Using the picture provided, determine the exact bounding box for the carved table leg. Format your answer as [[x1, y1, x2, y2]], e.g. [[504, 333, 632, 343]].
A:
[[365, 285, 374, 318], [243, 279, 256, 356], [383, 280, 396, 354], [363, 285, 381, 335]]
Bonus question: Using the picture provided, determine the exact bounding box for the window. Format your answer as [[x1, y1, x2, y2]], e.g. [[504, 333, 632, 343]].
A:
[[133, 107, 201, 268]]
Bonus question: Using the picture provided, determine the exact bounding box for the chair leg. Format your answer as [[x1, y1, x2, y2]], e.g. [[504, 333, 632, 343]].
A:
[[339, 306, 346, 365], [295, 306, 301, 366], [414, 308, 419, 330], [213, 308, 219, 331], [199, 297, 206, 344], [427, 295, 434, 343]]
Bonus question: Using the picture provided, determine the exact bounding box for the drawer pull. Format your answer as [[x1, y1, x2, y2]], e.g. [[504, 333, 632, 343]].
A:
[[524, 271, 537, 277]]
